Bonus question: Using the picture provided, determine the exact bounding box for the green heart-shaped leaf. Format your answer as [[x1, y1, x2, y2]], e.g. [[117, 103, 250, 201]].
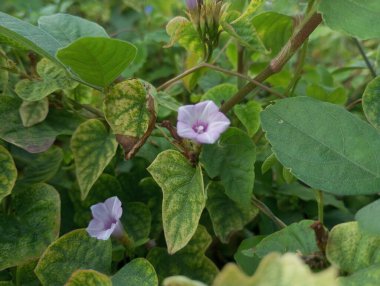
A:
[[112, 258, 158, 286], [0, 145, 16, 203], [71, 119, 118, 200], [35, 229, 112, 286], [66, 270, 111, 286], [19, 98, 49, 127], [0, 183, 60, 270], [148, 150, 205, 254]]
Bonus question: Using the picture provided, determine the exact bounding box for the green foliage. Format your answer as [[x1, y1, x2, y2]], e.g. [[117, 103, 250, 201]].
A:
[[201, 83, 238, 106], [201, 128, 256, 206], [356, 199, 380, 235], [71, 119, 118, 200], [147, 226, 218, 285], [0, 145, 16, 202], [206, 182, 258, 243], [111, 258, 158, 286], [15, 58, 77, 101], [234, 101, 262, 137], [148, 150, 205, 254], [363, 76, 380, 129], [318, 0, 380, 39], [326, 222, 380, 274], [0, 184, 60, 270], [261, 97, 380, 196], [66, 270, 112, 286], [57, 37, 137, 88], [19, 98, 49, 127], [213, 253, 338, 286], [35, 229, 112, 286]]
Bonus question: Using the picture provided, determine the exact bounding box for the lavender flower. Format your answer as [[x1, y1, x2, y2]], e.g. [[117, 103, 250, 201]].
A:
[[186, 0, 198, 10], [177, 100, 230, 144], [86, 196, 125, 240], [144, 5, 154, 15]]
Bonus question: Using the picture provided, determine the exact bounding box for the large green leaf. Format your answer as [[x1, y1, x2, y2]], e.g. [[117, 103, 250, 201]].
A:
[[71, 119, 118, 200], [0, 96, 82, 153], [206, 182, 258, 243], [0, 145, 16, 202], [148, 150, 205, 254], [326, 222, 380, 273], [112, 258, 158, 286], [147, 226, 218, 285], [15, 58, 77, 102], [253, 220, 320, 258], [234, 236, 265, 276], [213, 253, 338, 286], [19, 98, 49, 127], [104, 79, 156, 137], [0, 184, 60, 270], [38, 13, 109, 47], [0, 11, 62, 64], [56, 37, 137, 88], [221, 0, 266, 51], [66, 270, 111, 286], [356, 199, 380, 235], [252, 11, 293, 55], [363, 76, 380, 130], [318, 0, 380, 40], [165, 16, 203, 58], [201, 128, 256, 206], [35, 229, 112, 286], [261, 97, 380, 196]]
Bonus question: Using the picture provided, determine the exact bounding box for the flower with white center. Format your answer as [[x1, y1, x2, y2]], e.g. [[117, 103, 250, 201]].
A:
[[86, 196, 125, 240], [177, 100, 230, 144]]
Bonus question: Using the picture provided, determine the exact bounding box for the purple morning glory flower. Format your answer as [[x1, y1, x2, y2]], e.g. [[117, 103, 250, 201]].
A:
[[86, 196, 125, 240], [186, 0, 198, 10], [144, 5, 153, 14], [177, 100, 230, 144]]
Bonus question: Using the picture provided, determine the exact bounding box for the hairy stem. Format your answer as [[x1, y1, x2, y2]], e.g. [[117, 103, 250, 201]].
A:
[[252, 196, 287, 229], [314, 190, 324, 224], [157, 63, 284, 98], [220, 12, 322, 113]]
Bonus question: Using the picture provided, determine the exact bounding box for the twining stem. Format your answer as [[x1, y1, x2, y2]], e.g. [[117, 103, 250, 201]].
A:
[[157, 62, 284, 98], [251, 196, 287, 229], [220, 12, 323, 113], [346, 98, 362, 111], [66, 97, 105, 118], [314, 190, 324, 224], [353, 38, 377, 78], [237, 45, 246, 88]]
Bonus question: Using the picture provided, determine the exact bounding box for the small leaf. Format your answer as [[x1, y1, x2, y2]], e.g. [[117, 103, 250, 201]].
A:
[[57, 37, 137, 88], [363, 76, 380, 130], [318, 0, 380, 40], [66, 270, 111, 286], [234, 236, 265, 276], [356, 199, 380, 235], [221, 0, 266, 51], [147, 226, 218, 285], [19, 98, 49, 127], [15, 58, 77, 101], [213, 253, 338, 286], [261, 97, 380, 196], [252, 12, 293, 55], [112, 258, 158, 286], [0, 11, 62, 64], [71, 119, 118, 200], [261, 153, 277, 174], [16, 260, 40, 286], [35, 229, 112, 286], [201, 128, 256, 206], [206, 182, 258, 243], [0, 184, 60, 271], [306, 84, 347, 105], [147, 150, 205, 254], [234, 101, 262, 137], [38, 13, 109, 47], [0, 145, 16, 202], [326, 222, 380, 273], [201, 84, 238, 107], [104, 79, 156, 137], [165, 16, 203, 58], [253, 220, 320, 258]]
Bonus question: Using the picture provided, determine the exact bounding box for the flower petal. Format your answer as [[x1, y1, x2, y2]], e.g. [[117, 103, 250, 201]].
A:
[[90, 203, 111, 221], [196, 100, 220, 122], [178, 105, 195, 123], [104, 196, 122, 220], [177, 121, 197, 139], [195, 132, 216, 144]]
